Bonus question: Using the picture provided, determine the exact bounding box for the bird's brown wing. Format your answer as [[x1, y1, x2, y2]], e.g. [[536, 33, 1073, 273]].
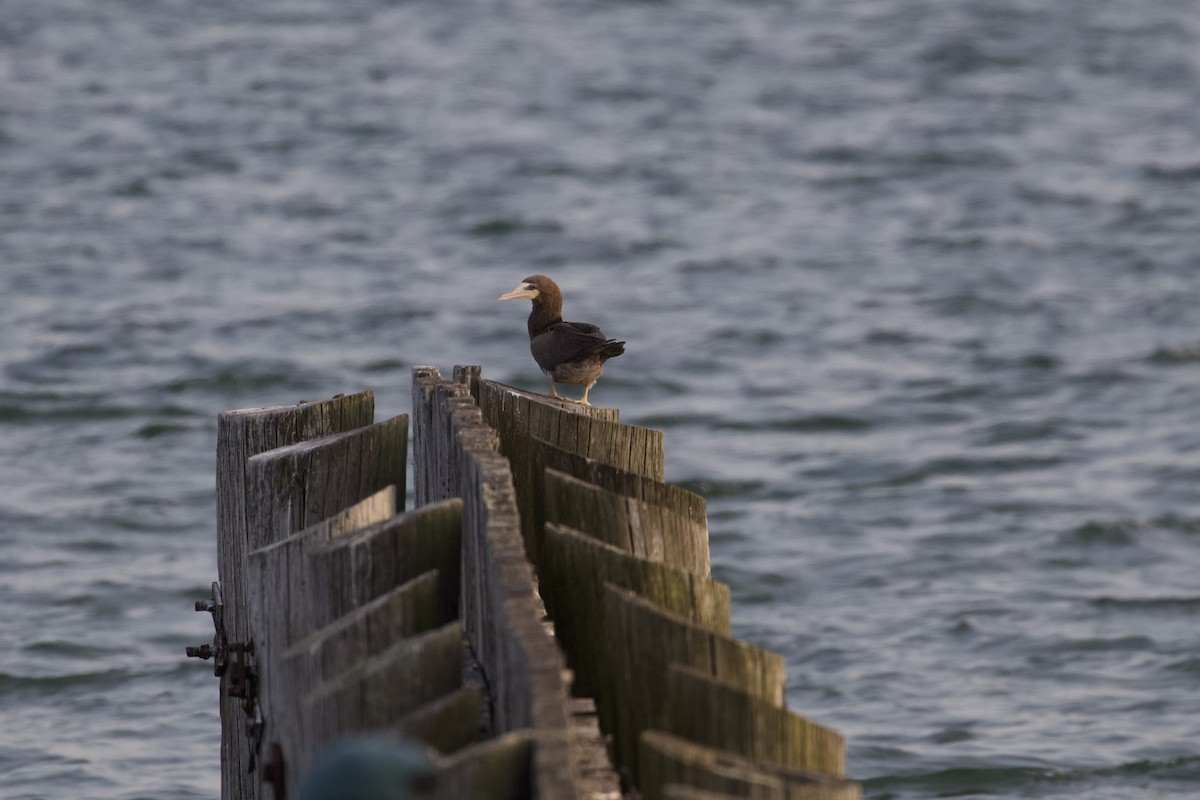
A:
[[531, 321, 610, 372], [565, 321, 603, 336]]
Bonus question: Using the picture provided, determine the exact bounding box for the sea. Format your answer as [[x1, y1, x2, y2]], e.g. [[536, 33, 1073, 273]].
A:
[[1, 0, 1198, 797]]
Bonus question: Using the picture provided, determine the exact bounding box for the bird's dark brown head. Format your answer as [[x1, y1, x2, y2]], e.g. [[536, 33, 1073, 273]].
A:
[[497, 275, 560, 306], [498, 275, 565, 338]]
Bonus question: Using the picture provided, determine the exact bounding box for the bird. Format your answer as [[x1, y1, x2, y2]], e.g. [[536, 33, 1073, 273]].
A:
[[497, 275, 625, 406]]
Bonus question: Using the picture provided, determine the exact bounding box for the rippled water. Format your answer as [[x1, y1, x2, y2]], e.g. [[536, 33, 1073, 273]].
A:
[[2, 0, 1199, 797]]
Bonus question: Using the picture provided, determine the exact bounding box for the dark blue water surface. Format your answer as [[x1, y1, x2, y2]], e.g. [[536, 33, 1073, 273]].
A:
[[2, 1, 1199, 797]]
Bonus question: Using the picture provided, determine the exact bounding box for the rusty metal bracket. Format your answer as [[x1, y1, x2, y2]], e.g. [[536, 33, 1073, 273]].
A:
[[226, 640, 264, 771], [185, 582, 266, 772], [186, 581, 229, 677], [225, 642, 252, 697]]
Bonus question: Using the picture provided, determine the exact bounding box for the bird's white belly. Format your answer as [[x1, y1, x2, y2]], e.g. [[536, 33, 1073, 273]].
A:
[[545, 358, 603, 386]]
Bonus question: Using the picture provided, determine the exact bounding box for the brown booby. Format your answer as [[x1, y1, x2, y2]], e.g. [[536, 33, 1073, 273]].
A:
[[498, 275, 625, 405]]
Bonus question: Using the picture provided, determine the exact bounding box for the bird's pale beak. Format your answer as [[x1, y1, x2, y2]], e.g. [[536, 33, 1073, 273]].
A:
[[498, 283, 539, 301]]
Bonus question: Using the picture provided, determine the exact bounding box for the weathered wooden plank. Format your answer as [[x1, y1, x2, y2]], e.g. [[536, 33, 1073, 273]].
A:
[[474, 377, 611, 566], [432, 731, 532, 800], [244, 487, 398, 792], [540, 522, 730, 703], [282, 571, 448, 692], [641, 732, 861, 800], [243, 413, 408, 553], [474, 375, 663, 565], [269, 570, 448, 789], [414, 371, 556, 729], [603, 584, 787, 786], [664, 664, 846, 777], [215, 392, 374, 800], [544, 467, 710, 576], [477, 373, 619, 427], [304, 621, 464, 759], [395, 686, 484, 756], [454, 364, 484, 400], [245, 492, 459, 791], [247, 486, 397, 650], [645, 732, 784, 800], [531, 434, 706, 532], [413, 373, 489, 509], [246, 494, 459, 791], [315, 499, 463, 627]]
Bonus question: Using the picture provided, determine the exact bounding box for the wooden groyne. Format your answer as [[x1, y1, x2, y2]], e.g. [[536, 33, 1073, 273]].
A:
[[190, 366, 860, 799]]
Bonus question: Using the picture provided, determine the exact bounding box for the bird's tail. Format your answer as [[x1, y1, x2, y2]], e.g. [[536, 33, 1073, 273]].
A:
[[598, 339, 626, 360]]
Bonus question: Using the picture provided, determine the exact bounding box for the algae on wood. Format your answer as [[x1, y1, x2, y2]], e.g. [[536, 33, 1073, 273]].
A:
[[603, 584, 787, 785], [540, 522, 730, 703], [640, 731, 861, 800], [544, 467, 710, 575], [664, 664, 846, 777]]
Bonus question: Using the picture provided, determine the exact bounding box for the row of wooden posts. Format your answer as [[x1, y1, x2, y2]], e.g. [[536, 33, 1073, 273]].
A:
[[198, 365, 861, 799]]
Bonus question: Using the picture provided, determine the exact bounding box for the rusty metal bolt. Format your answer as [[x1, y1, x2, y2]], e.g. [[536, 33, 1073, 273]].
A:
[[245, 718, 262, 740]]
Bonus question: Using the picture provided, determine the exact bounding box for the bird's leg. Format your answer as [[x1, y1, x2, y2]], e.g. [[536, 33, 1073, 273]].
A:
[[578, 381, 595, 406], [547, 379, 560, 399]]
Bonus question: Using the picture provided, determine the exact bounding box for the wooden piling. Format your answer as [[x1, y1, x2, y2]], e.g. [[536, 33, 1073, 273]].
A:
[[215, 393, 375, 800], [412, 367, 615, 800], [238, 413, 412, 791], [213, 393, 493, 798], [265, 492, 466, 766], [205, 367, 859, 799]]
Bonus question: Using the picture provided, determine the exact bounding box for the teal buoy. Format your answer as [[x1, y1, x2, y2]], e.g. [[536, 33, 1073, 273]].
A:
[[299, 736, 437, 800]]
